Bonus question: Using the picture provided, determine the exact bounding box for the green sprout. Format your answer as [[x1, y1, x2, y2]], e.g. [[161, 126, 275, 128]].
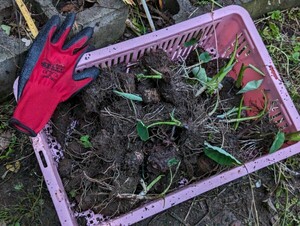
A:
[[113, 90, 143, 102], [136, 67, 163, 80], [137, 111, 182, 141], [236, 63, 265, 89], [224, 91, 268, 123], [195, 35, 239, 96], [80, 135, 92, 148], [159, 159, 181, 197], [234, 95, 244, 130], [139, 176, 164, 196]]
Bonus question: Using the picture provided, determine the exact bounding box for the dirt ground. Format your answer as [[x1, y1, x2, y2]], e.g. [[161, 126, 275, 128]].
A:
[[1, 2, 300, 226]]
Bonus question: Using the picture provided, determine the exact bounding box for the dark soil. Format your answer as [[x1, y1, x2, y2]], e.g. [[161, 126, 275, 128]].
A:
[[51, 49, 278, 224]]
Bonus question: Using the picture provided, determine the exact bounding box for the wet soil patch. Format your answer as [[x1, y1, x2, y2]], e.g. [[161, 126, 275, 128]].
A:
[[52, 49, 278, 223]]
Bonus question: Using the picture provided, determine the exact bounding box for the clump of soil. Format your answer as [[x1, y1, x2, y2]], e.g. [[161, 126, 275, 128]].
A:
[[52, 49, 278, 222]]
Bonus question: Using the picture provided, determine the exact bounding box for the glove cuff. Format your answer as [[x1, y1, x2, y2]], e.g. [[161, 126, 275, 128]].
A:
[[9, 82, 61, 137]]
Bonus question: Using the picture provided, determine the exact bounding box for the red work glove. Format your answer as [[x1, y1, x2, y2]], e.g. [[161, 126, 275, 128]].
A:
[[9, 13, 99, 137]]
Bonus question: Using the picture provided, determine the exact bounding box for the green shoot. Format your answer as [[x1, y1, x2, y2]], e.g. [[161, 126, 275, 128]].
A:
[[248, 64, 265, 76], [136, 67, 163, 80], [234, 95, 245, 129], [159, 160, 181, 197], [270, 131, 285, 153], [80, 135, 92, 148], [236, 64, 265, 88], [216, 105, 250, 119], [137, 112, 182, 141], [195, 35, 239, 96], [204, 141, 242, 166], [136, 74, 162, 80], [139, 176, 164, 196], [225, 91, 268, 123], [236, 63, 246, 88], [113, 90, 143, 102], [285, 131, 300, 141]]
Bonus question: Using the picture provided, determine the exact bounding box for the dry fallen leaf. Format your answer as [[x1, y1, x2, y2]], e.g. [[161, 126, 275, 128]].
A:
[[122, 0, 136, 5], [6, 161, 21, 173]]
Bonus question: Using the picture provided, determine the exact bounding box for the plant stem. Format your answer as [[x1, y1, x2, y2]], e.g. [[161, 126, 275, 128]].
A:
[[148, 121, 181, 128], [160, 161, 181, 197], [137, 74, 162, 80], [226, 92, 267, 123]]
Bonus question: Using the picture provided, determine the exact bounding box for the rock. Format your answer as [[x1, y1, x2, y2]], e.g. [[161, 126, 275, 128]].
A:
[[0, 0, 29, 103], [0, 131, 12, 151], [172, 0, 300, 23], [35, 0, 128, 48]]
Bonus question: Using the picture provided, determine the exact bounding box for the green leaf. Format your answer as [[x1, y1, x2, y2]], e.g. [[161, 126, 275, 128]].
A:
[[248, 64, 265, 76], [1, 24, 11, 35], [270, 10, 282, 21], [137, 121, 149, 141], [192, 66, 207, 83], [285, 131, 300, 141], [269, 22, 281, 40], [167, 158, 180, 167], [291, 52, 300, 62], [113, 90, 143, 102], [237, 79, 263, 94], [80, 135, 92, 148], [204, 141, 242, 166], [199, 52, 211, 63], [69, 189, 77, 198], [269, 131, 285, 153], [184, 38, 197, 47]]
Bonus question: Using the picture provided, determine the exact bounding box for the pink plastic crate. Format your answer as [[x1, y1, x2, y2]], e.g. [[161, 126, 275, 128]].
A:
[[17, 5, 300, 225]]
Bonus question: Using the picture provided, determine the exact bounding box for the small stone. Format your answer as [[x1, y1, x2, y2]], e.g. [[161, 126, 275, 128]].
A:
[[142, 88, 161, 103], [0, 131, 12, 151]]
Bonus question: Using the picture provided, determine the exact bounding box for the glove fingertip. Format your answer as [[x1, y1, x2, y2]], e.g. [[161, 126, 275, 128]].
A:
[[51, 12, 76, 44], [73, 67, 100, 81]]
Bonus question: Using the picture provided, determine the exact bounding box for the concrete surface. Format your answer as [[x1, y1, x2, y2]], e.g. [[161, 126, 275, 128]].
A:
[[0, 1, 29, 102], [0, 31, 28, 101], [172, 0, 300, 22], [35, 0, 128, 48]]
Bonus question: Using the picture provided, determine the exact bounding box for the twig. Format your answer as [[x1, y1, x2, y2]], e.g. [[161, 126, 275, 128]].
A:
[[83, 171, 113, 191], [169, 211, 189, 226], [247, 175, 260, 226], [116, 193, 157, 200], [140, 0, 156, 32], [147, 4, 173, 25], [184, 198, 196, 222]]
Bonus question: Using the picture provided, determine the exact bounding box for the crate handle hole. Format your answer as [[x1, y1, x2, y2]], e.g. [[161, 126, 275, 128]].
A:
[[39, 151, 48, 168]]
